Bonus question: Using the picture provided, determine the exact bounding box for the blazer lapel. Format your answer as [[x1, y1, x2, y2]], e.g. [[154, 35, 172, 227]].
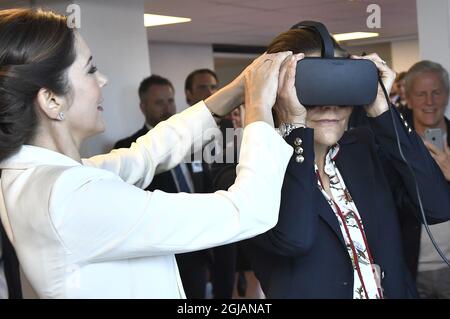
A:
[[316, 188, 347, 248], [334, 142, 379, 256]]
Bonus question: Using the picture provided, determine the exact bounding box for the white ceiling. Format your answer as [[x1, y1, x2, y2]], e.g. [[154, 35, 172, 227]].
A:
[[145, 0, 418, 47]]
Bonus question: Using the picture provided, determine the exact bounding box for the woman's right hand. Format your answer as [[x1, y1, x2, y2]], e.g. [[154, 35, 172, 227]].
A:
[[243, 51, 293, 127], [273, 53, 307, 126]]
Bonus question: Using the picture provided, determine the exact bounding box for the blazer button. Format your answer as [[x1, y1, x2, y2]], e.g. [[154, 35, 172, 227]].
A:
[[294, 137, 302, 146], [295, 155, 304, 163], [295, 147, 303, 155]]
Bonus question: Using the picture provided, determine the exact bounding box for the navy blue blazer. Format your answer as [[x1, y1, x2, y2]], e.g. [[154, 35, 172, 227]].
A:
[[243, 108, 450, 299]]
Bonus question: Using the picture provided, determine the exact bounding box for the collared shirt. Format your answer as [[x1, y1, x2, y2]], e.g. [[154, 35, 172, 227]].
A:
[[315, 145, 382, 299]]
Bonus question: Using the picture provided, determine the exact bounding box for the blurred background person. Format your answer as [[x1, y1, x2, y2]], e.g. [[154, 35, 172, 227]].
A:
[[398, 60, 450, 299], [115, 75, 176, 147], [391, 71, 408, 111], [185, 69, 219, 107]]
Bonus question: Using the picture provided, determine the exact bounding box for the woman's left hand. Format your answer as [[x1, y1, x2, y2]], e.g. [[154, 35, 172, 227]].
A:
[[274, 53, 307, 125], [351, 53, 396, 117]]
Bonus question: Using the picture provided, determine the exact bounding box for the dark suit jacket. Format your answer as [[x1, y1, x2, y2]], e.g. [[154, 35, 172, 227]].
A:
[[243, 108, 450, 299]]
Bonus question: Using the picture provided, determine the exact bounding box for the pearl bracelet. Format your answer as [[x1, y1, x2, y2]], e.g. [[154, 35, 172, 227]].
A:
[[276, 122, 306, 137]]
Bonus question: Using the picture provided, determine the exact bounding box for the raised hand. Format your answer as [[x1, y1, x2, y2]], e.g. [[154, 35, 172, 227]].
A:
[[352, 53, 396, 117], [243, 51, 293, 126], [274, 53, 307, 126]]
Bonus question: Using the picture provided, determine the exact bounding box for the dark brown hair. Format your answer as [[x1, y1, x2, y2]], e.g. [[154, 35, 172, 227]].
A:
[[0, 8, 76, 162], [138, 75, 174, 103], [267, 28, 347, 56], [184, 69, 218, 92]]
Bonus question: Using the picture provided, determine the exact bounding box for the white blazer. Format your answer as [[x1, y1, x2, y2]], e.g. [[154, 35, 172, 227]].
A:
[[0, 102, 292, 299]]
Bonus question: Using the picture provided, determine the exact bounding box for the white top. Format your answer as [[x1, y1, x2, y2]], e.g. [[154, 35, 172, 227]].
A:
[[418, 221, 450, 272], [0, 102, 292, 299]]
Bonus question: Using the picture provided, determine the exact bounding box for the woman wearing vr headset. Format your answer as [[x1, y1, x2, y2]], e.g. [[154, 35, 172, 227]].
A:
[[0, 9, 294, 298], [243, 26, 450, 299]]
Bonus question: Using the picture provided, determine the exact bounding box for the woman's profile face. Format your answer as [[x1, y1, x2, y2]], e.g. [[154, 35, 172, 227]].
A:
[[65, 32, 108, 141], [306, 105, 353, 147]]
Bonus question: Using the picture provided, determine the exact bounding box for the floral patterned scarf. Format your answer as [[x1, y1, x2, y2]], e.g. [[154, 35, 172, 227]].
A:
[[315, 144, 383, 299]]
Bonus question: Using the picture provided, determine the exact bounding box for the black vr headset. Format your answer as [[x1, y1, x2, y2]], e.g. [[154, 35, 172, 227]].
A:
[[292, 21, 379, 107]]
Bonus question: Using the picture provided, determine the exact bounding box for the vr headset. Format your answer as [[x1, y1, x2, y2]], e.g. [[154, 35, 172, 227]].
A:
[[292, 21, 379, 107]]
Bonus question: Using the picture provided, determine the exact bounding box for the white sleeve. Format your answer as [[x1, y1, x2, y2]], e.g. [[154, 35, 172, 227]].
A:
[[82, 101, 217, 189], [49, 122, 293, 262]]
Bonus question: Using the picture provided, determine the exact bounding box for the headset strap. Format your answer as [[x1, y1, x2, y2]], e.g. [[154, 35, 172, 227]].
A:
[[290, 20, 335, 59]]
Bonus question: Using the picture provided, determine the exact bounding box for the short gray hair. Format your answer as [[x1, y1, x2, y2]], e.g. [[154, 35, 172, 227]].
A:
[[405, 60, 449, 96]]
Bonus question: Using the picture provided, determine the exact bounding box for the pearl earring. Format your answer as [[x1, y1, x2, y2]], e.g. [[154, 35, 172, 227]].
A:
[[58, 112, 65, 121]]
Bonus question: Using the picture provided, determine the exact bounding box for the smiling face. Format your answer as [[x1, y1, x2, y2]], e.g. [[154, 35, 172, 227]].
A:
[[65, 32, 108, 141], [407, 71, 449, 129], [306, 105, 353, 147]]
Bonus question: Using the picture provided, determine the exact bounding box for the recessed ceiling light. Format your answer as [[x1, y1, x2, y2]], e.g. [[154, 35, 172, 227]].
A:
[[144, 14, 191, 27], [333, 32, 379, 42]]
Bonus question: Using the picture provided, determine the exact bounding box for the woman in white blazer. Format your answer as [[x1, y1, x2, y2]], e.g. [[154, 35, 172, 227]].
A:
[[0, 9, 293, 298]]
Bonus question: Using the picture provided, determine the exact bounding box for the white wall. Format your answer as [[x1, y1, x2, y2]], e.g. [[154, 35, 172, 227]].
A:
[[32, 0, 151, 156], [148, 42, 214, 112], [417, 0, 450, 118], [75, 0, 151, 156], [391, 39, 420, 73]]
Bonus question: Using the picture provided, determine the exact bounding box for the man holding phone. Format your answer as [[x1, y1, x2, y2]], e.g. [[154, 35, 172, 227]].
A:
[[401, 60, 450, 298]]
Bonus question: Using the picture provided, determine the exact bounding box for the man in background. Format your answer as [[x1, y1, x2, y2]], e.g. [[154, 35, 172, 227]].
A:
[[399, 60, 450, 299], [185, 69, 219, 107]]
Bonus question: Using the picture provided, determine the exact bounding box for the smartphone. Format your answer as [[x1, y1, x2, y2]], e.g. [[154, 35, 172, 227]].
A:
[[424, 128, 444, 151]]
